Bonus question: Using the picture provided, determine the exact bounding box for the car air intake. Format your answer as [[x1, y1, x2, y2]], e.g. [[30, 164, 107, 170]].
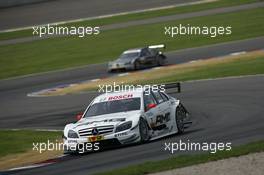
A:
[[78, 125, 114, 137]]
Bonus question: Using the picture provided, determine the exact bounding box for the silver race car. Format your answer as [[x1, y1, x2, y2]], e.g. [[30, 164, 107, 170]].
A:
[[108, 44, 167, 72], [63, 84, 191, 153]]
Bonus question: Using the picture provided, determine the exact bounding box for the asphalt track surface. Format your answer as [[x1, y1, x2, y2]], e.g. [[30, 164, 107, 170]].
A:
[[5, 75, 264, 175], [0, 0, 199, 30], [1, 1, 264, 46], [0, 37, 263, 174], [0, 37, 264, 130], [0, 1, 263, 174]]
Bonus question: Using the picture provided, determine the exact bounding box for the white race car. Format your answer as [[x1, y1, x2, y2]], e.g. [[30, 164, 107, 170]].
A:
[[63, 85, 191, 153]]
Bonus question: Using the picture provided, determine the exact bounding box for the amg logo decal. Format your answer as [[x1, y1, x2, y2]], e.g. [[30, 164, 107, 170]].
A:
[[156, 112, 170, 125]]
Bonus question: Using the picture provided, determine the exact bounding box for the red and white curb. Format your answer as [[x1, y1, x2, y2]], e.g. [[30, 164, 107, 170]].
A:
[[6, 155, 67, 172], [27, 49, 263, 97]]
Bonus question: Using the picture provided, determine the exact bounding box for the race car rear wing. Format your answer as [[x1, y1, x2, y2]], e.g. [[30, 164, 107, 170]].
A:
[[162, 82, 181, 94], [148, 44, 166, 49]]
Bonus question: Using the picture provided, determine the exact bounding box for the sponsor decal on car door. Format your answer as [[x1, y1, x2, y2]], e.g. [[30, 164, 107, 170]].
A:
[[152, 91, 171, 131]]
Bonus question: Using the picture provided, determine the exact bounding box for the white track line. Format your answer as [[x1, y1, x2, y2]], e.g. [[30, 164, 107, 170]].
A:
[[184, 74, 264, 84], [8, 163, 53, 171], [91, 79, 100, 82], [0, 0, 217, 33], [118, 73, 130, 77], [9, 128, 62, 132], [26, 49, 264, 97], [230, 51, 247, 56], [153, 67, 162, 70], [1, 37, 261, 83]]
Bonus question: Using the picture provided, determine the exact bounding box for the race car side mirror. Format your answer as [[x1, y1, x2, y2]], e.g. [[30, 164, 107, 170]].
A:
[[147, 103, 156, 110], [75, 112, 83, 121]]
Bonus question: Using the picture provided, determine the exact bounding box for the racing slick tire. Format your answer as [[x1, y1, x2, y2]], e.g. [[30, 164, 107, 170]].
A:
[[176, 104, 186, 134], [63, 146, 79, 155], [139, 118, 150, 143], [157, 56, 165, 66], [134, 60, 140, 70]]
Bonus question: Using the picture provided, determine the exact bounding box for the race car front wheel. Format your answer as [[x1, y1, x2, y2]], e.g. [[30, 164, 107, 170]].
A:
[[139, 118, 150, 142], [157, 56, 165, 66], [176, 104, 185, 134], [134, 61, 140, 70]]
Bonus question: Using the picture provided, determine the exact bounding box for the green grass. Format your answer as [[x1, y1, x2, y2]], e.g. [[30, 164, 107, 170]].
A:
[[0, 0, 261, 41], [95, 140, 264, 175], [0, 8, 264, 79], [0, 130, 61, 157], [144, 53, 264, 84], [48, 51, 264, 95]]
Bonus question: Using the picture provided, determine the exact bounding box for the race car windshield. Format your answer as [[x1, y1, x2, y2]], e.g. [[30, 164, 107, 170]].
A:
[[84, 98, 141, 117], [120, 52, 139, 59]]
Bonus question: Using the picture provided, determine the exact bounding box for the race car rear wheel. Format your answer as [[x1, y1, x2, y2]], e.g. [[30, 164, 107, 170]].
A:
[[157, 56, 165, 66], [176, 104, 185, 134], [139, 118, 150, 142], [134, 61, 140, 70]]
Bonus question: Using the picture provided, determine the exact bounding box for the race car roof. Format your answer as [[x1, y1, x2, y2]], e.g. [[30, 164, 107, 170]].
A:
[[93, 90, 142, 104]]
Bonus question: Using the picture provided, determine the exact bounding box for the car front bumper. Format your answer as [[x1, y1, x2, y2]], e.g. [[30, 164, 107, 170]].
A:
[[64, 128, 140, 152]]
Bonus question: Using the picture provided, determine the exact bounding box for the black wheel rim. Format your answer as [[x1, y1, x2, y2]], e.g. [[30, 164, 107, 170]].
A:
[[176, 109, 185, 132]]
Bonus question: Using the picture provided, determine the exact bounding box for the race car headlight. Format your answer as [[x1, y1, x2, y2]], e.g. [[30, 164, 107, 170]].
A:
[[115, 121, 132, 133], [68, 130, 79, 138]]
